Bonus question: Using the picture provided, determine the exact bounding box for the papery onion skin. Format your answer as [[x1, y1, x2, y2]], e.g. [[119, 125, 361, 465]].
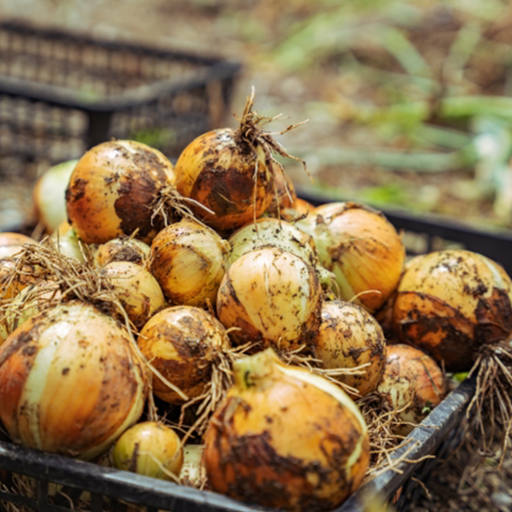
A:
[[376, 344, 446, 435], [138, 306, 230, 404], [392, 250, 512, 372], [174, 129, 274, 231], [309, 300, 387, 396], [94, 237, 150, 267], [113, 422, 183, 481], [0, 233, 35, 260], [0, 302, 147, 460], [149, 218, 230, 308], [217, 247, 322, 350], [102, 261, 165, 329], [66, 140, 175, 244], [203, 348, 369, 511], [297, 202, 405, 313]]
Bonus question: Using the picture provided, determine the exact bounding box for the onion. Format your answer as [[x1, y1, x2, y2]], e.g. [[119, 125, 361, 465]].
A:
[[50, 229, 87, 262], [33, 160, 78, 233], [102, 261, 165, 329], [217, 247, 322, 350], [94, 237, 150, 267], [180, 444, 206, 488], [0, 302, 147, 459], [66, 140, 175, 244], [0, 259, 40, 300], [392, 250, 512, 372], [0, 233, 35, 260], [203, 348, 369, 511], [376, 344, 446, 435], [149, 219, 230, 308], [113, 422, 183, 481], [137, 305, 230, 404], [309, 300, 387, 396], [281, 198, 315, 223], [297, 202, 405, 313]]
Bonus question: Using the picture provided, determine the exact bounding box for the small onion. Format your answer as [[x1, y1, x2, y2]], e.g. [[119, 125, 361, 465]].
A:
[[392, 250, 512, 372], [149, 219, 230, 308], [217, 247, 322, 350], [0, 233, 35, 260], [203, 348, 369, 511], [297, 202, 405, 313], [0, 302, 147, 460], [94, 237, 150, 267], [180, 444, 206, 488], [102, 261, 165, 329], [376, 344, 446, 435], [138, 306, 230, 404], [113, 422, 183, 481], [33, 160, 78, 233], [50, 229, 86, 262], [66, 140, 175, 244], [281, 198, 315, 223], [309, 300, 387, 396]]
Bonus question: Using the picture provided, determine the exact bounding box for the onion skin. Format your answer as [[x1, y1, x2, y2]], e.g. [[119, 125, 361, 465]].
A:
[[66, 140, 175, 244], [102, 262, 165, 329], [180, 444, 206, 488], [376, 344, 446, 435], [393, 250, 512, 372], [138, 306, 230, 404], [217, 247, 322, 350], [94, 238, 150, 267], [113, 422, 183, 481], [309, 300, 387, 396], [175, 129, 274, 231], [149, 219, 230, 308], [0, 302, 147, 460], [203, 348, 369, 511], [297, 202, 405, 313], [0, 233, 35, 260]]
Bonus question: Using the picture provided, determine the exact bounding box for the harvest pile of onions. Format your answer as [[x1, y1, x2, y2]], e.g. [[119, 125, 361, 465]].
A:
[[0, 90, 507, 511]]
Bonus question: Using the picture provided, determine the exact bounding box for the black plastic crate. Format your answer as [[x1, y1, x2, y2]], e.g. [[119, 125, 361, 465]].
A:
[[0, 20, 241, 184]]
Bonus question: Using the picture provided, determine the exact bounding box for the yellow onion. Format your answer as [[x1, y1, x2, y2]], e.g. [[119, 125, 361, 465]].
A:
[[0, 259, 40, 300], [102, 261, 165, 329], [297, 202, 405, 313], [94, 237, 150, 267], [50, 229, 87, 262], [149, 219, 230, 308], [281, 198, 315, 223], [33, 160, 78, 233], [180, 445, 206, 488], [66, 140, 175, 244], [392, 250, 512, 372], [0, 302, 147, 460], [113, 422, 183, 481], [376, 344, 446, 435], [203, 348, 369, 511], [217, 247, 321, 350], [138, 306, 230, 404], [309, 300, 387, 396], [0, 233, 36, 260]]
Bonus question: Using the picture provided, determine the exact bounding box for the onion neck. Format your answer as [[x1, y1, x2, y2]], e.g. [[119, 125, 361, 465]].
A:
[[233, 348, 281, 392]]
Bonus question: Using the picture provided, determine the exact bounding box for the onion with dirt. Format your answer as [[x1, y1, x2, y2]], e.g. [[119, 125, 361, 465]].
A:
[[203, 348, 369, 511], [94, 237, 150, 267]]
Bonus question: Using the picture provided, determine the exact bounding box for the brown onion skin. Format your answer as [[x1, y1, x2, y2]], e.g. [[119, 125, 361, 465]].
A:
[[66, 140, 175, 244], [203, 350, 369, 511], [174, 129, 275, 231], [309, 300, 387, 396], [393, 250, 512, 372], [94, 238, 150, 267], [138, 306, 230, 404], [377, 344, 446, 435]]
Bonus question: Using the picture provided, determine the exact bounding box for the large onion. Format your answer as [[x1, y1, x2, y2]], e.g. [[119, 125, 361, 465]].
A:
[[203, 348, 369, 511], [66, 140, 175, 244], [297, 202, 405, 313], [392, 250, 512, 372], [217, 247, 322, 350], [0, 302, 147, 460], [138, 306, 230, 404], [149, 219, 230, 308], [309, 300, 387, 396]]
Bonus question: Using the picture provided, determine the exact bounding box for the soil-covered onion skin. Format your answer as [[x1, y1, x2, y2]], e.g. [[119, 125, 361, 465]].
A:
[[203, 349, 369, 512], [0, 302, 147, 460], [392, 250, 512, 372], [309, 300, 387, 396], [376, 344, 446, 435], [137, 306, 230, 404], [149, 218, 230, 308], [217, 247, 322, 350], [66, 140, 175, 244], [174, 128, 275, 231], [94, 237, 150, 267], [297, 202, 405, 313]]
